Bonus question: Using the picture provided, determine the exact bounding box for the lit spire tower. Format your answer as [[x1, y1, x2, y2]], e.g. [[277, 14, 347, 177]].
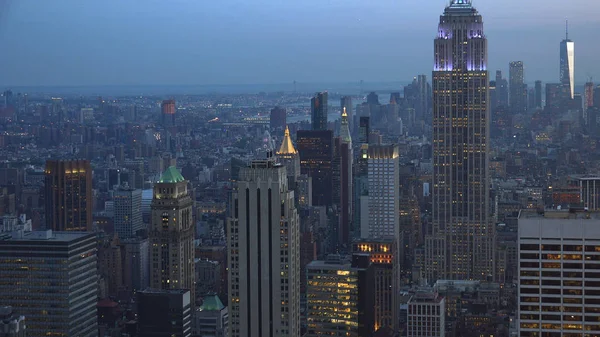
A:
[[428, 0, 493, 281], [560, 20, 575, 99]]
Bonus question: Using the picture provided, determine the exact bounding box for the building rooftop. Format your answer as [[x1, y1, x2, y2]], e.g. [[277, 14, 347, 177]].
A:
[[276, 126, 297, 155], [519, 209, 600, 220], [0, 230, 93, 242], [138, 288, 189, 295], [158, 166, 185, 184], [199, 294, 225, 311]]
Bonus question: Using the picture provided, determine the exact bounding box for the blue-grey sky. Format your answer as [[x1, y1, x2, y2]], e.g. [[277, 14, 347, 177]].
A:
[[0, 0, 598, 86]]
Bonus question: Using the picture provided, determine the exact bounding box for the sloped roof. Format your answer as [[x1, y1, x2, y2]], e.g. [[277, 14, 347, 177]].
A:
[[199, 295, 225, 311], [277, 126, 297, 155], [158, 166, 185, 183]]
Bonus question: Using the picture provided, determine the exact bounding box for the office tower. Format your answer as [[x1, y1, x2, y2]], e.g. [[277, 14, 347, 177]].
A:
[[535, 80, 543, 108], [570, 176, 600, 210], [417, 74, 430, 122], [430, 0, 493, 280], [545, 83, 563, 109], [585, 81, 595, 110], [406, 291, 445, 337], [0, 306, 25, 337], [193, 294, 229, 337], [338, 110, 353, 246], [341, 96, 353, 131], [495, 71, 509, 108], [366, 144, 399, 240], [0, 230, 97, 337], [44, 159, 92, 231], [527, 87, 535, 111], [162, 99, 176, 126], [489, 80, 497, 111], [137, 289, 192, 337], [270, 106, 287, 132], [297, 130, 333, 206], [352, 239, 398, 331], [306, 254, 375, 337], [359, 116, 370, 144], [113, 186, 143, 239], [122, 237, 150, 291], [311, 91, 328, 131], [509, 61, 527, 113], [560, 22, 575, 99], [518, 209, 600, 336], [149, 167, 195, 304], [276, 126, 300, 179], [227, 159, 300, 337]]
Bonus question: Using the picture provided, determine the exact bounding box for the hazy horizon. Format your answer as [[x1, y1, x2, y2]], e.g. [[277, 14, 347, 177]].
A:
[[1, 0, 599, 87]]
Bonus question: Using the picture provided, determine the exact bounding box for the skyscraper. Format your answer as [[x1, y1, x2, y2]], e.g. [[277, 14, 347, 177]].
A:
[[340, 96, 353, 132], [560, 21, 575, 99], [535, 80, 543, 108], [227, 159, 300, 337], [162, 99, 176, 126], [365, 144, 399, 240], [137, 289, 192, 337], [585, 81, 595, 110], [297, 130, 334, 206], [149, 167, 195, 305], [44, 159, 92, 231], [509, 61, 527, 113], [0, 230, 98, 337], [495, 71, 509, 108], [270, 106, 287, 132], [311, 92, 328, 131], [338, 109, 353, 246], [276, 126, 300, 179], [113, 186, 143, 239], [430, 0, 493, 280]]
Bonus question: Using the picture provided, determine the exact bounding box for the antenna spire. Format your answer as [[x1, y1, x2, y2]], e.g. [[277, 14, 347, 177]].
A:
[[565, 19, 569, 40]]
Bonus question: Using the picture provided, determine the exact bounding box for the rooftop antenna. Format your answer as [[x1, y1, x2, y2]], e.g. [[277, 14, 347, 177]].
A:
[[565, 19, 569, 40]]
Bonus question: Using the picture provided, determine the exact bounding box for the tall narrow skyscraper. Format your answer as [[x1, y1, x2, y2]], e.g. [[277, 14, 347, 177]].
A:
[[535, 80, 543, 108], [44, 159, 92, 231], [340, 96, 353, 131], [560, 21, 575, 99], [509, 61, 527, 113], [311, 92, 328, 131], [227, 158, 300, 337], [430, 0, 493, 280], [149, 167, 195, 305]]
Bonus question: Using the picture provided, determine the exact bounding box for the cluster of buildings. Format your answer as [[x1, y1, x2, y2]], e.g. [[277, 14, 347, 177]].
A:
[[0, 1, 599, 337]]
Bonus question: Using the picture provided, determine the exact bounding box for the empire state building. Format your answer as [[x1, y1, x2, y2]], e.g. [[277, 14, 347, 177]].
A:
[[426, 0, 493, 281]]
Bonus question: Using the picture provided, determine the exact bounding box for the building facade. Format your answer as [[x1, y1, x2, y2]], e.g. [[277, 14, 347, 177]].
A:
[[509, 61, 527, 114], [113, 186, 143, 239], [137, 289, 192, 337], [429, 0, 493, 281], [366, 144, 399, 240], [44, 159, 92, 231], [297, 130, 333, 207], [227, 159, 300, 337], [193, 294, 229, 337], [311, 91, 328, 131], [0, 306, 26, 337], [518, 209, 600, 336], [0, 230, 97, 337], [406, 291, 445, 337], [149, 167, 195, 304]]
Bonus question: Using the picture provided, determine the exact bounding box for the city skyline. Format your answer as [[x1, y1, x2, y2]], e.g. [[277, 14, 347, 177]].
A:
[[0, 0, 598, 86]]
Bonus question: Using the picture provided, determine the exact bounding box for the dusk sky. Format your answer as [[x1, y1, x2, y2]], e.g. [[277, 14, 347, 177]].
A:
[[0, 0, 598, 86]]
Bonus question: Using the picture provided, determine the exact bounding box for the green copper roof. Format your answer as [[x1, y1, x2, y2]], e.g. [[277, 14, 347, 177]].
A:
[[199, 295, 225, 311], [158, 166, 185, 183]]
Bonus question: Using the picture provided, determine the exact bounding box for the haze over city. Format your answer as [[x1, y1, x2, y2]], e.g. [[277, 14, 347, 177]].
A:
[[0, 0, 599, 86]]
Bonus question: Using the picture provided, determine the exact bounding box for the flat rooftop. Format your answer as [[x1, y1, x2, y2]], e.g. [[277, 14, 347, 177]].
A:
[[0, 230, 94, 242], [519, 209, 600, 220]]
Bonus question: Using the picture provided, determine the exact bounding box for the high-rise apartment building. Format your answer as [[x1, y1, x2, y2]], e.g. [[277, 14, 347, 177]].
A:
[[560, 22, 575, 99], [430, 0, 493, 280], [113, 186, 143, 239], [406, 291, 445, 337], [306, 254, 375, 337], [44, 159, 92, 231], [585, 81, 595, 111], [366, 144, 399, 240], [311, 92, 328, 131], [149, 167, 195, 304], [0, 230, 97, 337], [495, 70, 509, 108], [297, 130, 334, 206], [352, 239, 398, 331], [227, 159, 300, 337], [518, 209, 600, 336], [137, 289, 192, 337], [509, 61, 527, 113]]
